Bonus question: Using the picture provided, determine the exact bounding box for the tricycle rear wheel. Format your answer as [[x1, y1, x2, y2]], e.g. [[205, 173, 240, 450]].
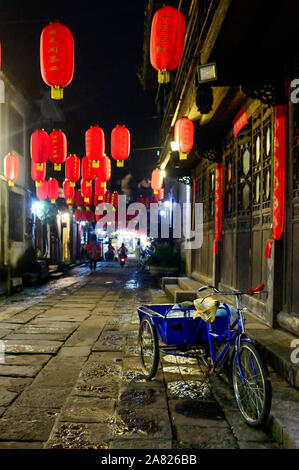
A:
[[138, 317, 159, 379]]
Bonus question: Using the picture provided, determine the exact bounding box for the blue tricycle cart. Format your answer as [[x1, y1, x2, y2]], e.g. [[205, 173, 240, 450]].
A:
[[137, 284, 271, 427]]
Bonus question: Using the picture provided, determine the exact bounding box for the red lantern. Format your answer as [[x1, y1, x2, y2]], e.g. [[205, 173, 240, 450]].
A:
[[36, 180, 48, 200], [111, 125, 130, 167], [85, 126, 105, 167], [75, 208, 82, 222], [111, 191, 118, 208], [4, 153, 19, 186], [65, 154, 80, 186], [94, 178, 106, 201], [94, 155, 111, 182], [81, 179, 92, 203], [86, 210, 95, 222], [264, 105, 286, 258], [84, 199, 92, 209], [75, 189, 84, 208], [31, 160, 47, 186], [48, 178, 59, 203], [213, 164, 223, 255], [31, 129, 49, 166], [80, 209, 87, 221], [151, 168, 163, 193], [154, 188, 164, 203], [49, 130, 67, 171], [63, 179, 75, 204], [82, 156, 95, 181], [174, 117, 194, 159], [40, 22, 74, 100], [150, 6, 185, 83]]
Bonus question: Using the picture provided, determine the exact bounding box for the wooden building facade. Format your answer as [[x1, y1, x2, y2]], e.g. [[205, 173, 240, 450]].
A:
[[139, 0, 299, 332]]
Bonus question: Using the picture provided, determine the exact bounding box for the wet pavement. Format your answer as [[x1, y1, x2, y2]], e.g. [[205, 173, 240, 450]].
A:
[[0, 261, 277, 449]]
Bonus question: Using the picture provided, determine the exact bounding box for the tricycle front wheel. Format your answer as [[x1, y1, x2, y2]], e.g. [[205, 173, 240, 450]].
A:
[[232, 341, 272, 427], [138, 317, 159, 380]]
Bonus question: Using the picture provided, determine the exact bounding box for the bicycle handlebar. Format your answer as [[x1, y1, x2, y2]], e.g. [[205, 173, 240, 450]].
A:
[[198, 284, 265, 296], [247, 284, 264, 295]]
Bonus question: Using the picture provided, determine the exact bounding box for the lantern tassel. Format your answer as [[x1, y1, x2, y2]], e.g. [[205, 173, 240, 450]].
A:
[[8, 181, 14, 187], [54, 164, 61, 171], [51, 86, 63, 100], [158, 69, 170, 84], [117, 161, 124, 167], [179, 152, 188, 160]]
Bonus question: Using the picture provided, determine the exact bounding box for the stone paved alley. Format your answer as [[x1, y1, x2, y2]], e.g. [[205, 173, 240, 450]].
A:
[[0, 261, 288, 449]]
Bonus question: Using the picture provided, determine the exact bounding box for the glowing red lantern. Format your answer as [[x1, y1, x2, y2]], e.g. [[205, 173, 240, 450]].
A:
[[49, 130, 67, 171], [31, 129, 49, 166], [154, 188, 164, 203], [150, 6, 185, 83], [75, 189, 84, 208], [75, 208, 82, 222], [65, 154, 80, 186], [31, 160, 46, 186], [94, 155, 111, 182], [82, 156, 95, 181], [94, 178, 106, 202], [36, 180, 48, 200], [84, 199, 92, 210], [174, 117, 194, 159], [151, 168, 164, 193], [111, 125, 130, 167], [4, 153, 19, 186], [109, 191, 118, 208], [40, 22, 74, 100], [81, 209, 87, 221], [85, 126, 105, 167], [86, 210, 95, 223], [81, 179, 92, 203], [48, 178, 59, 203], [63, 179, 75, 204]]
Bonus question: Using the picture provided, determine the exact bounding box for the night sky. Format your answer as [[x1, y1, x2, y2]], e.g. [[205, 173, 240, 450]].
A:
[[0, 0, 160, 192]]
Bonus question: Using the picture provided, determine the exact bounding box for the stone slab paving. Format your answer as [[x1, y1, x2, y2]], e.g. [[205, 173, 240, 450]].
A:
[[0, 262, 294, 449]]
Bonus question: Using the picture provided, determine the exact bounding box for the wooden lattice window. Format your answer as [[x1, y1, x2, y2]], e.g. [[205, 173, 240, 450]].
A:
[[238, 136, 252, 216]]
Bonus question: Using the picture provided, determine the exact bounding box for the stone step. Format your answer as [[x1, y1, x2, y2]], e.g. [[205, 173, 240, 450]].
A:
[[210, 367, 299, 449], [164, 283, 199, 303], [178, 277, 201, 291], [23, 272, 39, 287], [164, 284, 179, 299], [49, 272, 64, 279], [11, 277, 23, 290], [48, 265, 59, 273]]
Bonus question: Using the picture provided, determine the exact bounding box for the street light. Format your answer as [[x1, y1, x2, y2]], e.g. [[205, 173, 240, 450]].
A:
[[170, 141, 179, 151], [197, 62, 217, 83]]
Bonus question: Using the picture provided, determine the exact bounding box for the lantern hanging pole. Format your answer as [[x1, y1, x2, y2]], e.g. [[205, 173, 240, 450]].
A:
[[130, 146, 164, 152]]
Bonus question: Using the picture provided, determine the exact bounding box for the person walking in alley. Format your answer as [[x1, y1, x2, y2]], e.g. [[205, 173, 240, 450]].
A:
[[87, 235, 101, 273]]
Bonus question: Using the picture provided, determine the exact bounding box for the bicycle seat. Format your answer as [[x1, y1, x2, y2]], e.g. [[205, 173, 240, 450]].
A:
[[193, 298, 220, 323]]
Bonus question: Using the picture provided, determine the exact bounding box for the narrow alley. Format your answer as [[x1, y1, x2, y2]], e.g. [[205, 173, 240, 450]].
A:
[[0, 262, 284, 449]]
